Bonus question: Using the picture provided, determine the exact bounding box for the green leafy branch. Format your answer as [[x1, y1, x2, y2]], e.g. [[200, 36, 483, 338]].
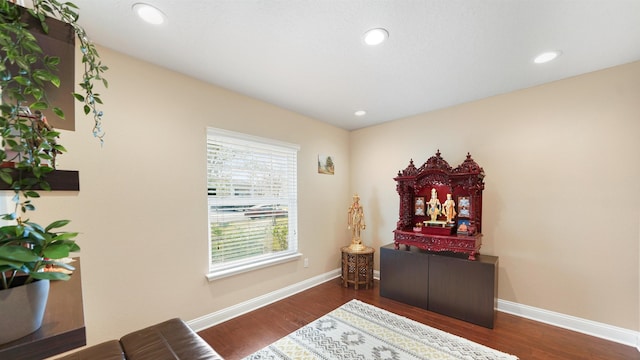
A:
[[0, 218, 79, 289], [30, 0, 108, 141], [0, 0, 108, 289]]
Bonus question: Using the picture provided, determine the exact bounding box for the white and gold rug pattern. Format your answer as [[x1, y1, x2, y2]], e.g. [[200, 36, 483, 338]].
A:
[[244, 299, 518, 360]]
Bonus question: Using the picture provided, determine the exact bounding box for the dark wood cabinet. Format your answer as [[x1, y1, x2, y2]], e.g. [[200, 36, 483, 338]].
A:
[[380, 244, 498, 328], [379, 245, 429, 309], [428, 253, 498, 328]]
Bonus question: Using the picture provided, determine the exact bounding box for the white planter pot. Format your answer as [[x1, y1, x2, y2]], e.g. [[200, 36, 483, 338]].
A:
[[0, 278, 50, 344]]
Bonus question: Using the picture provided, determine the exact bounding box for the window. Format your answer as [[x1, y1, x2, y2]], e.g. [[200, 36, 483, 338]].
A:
[[206, 128, 300, 280]]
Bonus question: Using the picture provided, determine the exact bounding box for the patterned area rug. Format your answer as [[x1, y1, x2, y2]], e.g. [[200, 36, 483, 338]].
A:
[[243, 299, 518, 360]]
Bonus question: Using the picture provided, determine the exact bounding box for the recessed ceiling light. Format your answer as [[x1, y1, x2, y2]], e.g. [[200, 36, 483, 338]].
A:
[[363, 28, 388, 46], [534, 50, 562, 64], [133, 3, 166, 25], [354, 110, 367, 117]]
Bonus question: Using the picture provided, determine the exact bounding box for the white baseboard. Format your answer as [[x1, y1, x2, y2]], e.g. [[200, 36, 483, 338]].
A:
[[497, 299, 640, 350], [188, 269, 341, 332], [188, 268, 639, 352]]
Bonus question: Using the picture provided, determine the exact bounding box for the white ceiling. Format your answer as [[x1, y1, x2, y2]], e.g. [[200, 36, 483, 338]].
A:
[[70, 0, 640, 130]]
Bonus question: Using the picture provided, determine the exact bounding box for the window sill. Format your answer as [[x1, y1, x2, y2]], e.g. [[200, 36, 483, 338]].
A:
[[206, 252, 302, 281]]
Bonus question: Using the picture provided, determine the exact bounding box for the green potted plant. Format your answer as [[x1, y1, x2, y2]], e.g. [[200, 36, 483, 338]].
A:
[[0, 0, 106, 343]]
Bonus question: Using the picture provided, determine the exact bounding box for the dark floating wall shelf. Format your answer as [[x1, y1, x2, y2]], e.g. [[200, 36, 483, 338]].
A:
[[0, 169, 79, 191]]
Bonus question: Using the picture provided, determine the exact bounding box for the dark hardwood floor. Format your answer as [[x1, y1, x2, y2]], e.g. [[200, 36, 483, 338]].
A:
[[198, 279, 639, 360]]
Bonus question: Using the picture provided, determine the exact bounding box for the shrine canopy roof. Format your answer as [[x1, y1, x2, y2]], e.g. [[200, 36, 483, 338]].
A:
[[452, 153, 485, 177], [395, 150, 484, 180]]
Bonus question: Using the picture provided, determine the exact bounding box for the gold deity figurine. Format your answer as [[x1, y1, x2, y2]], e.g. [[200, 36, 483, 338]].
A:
[[347, 194, 366, 251], [426, 188, 442, 222], [442, 193, 457, 223]]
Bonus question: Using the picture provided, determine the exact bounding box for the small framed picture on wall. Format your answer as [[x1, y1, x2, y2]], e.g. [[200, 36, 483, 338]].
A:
[[317, 154, 335, 175]]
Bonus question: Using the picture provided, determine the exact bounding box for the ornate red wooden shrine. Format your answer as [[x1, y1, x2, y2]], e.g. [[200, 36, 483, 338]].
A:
[[393, 150, 485, 260]]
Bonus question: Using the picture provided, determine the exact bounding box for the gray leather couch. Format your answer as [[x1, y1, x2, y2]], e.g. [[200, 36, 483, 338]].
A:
[[57, 318, 223, 360]]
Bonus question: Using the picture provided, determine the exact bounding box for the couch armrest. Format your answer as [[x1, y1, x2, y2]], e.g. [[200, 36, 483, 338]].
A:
[[120, 318, 223, 360]]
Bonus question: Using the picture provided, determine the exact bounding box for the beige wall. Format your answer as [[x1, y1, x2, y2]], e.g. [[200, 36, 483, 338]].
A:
[[350, 61, 640, 331], [34, 46, 351, 344], [33, 43, 639, 344]]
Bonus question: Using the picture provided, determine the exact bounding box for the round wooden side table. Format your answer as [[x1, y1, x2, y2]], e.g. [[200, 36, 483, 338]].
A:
[[341, 246, 374, 290]]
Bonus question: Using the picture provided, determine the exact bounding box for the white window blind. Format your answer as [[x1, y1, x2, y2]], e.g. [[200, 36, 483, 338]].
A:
[[207, 127, 299, 279]]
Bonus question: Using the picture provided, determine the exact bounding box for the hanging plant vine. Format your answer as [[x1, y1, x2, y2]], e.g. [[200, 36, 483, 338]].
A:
[[30, 0, 108, 141]]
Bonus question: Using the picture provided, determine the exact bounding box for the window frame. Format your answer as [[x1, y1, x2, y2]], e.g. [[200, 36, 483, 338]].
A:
[[206, 127, 301, 281]]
